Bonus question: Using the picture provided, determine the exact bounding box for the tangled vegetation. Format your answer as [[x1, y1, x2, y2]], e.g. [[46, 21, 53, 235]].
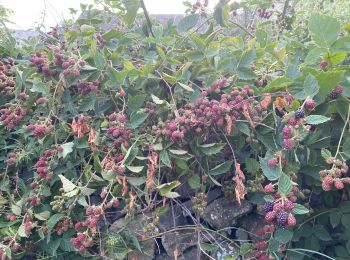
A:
[[1, 0, 350, 259]]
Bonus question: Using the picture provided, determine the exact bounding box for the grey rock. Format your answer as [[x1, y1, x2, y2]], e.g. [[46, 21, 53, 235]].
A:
[[110, 214, 155, 260], [202, 197, 253, 230], [238, 214, 265, 243], [161, 230, 199, 257]]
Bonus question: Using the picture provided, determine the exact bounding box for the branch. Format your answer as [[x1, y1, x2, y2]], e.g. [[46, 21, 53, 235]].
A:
[[140, 0, 154, 37], [229, 20, 254, 38]]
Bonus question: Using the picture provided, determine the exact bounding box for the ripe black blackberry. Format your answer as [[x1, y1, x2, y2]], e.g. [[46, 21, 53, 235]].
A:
[[264, 202, 274, 213], [276, 211, 288, 224], [294, 109, 305, 119], [328, 90, 338, 99]]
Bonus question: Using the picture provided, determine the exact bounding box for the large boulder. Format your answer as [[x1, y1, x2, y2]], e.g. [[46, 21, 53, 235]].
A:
[[202, 197, 253, 230]]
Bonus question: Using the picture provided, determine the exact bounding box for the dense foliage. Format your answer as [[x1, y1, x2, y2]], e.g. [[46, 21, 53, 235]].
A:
[[1, 0, 350, 259]]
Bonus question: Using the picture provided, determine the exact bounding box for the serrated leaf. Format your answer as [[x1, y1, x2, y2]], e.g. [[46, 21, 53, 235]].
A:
[[278, 173, 293, 195], [314, 225, 332, 241], [188, 175, 201, 189], [17, 224, 27, 237], [58, 175, 77, 192], [160, 150, 171, 167], [178, 82, 194, 92], [126, 176, 146, 186], [330, 211, 342, 228], [305, 115, 331, 125], [292, 203, 309, 215], [34, 211, 51, 221], [263, 77, 293, 93], [169, 149, 188, 155], [309, 13, 340, 48], [121, 0, 140, 26], [236, 67, 256, 80], [126, 165, 144, 173], [48, 213, 63, 228], [304, 48, 326, 65], [245, 158, 260, 174], [316, 70, 345, 95], [321, 148, 332, 160], [260, 157, 281, 181], [199, 143, 225, 156], [274, 229, 293, 244], [177, 14, 199, 33], [209, 161, 232, 176], [304, 74, 319, 98], [129, 111, 148, 129], [151, 94, 164, 104], [60, 142, 74, 158]]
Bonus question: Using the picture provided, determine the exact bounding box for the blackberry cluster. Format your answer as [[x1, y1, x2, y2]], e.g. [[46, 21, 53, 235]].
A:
[[76, 80, 99, 95], [29, 51, 56, 77], [96, 33, 106, 49], [55, 217, 72, 235], [153, 84, 267, 143], [257, 8, 273, 19], [70, 232, 94, 253], [0, 105, 28, 130], [320, 157, 349, 191], [328, 85, 344, 99], [33, 150, 54, 180], [0, 59, 15, 98], [107, 113, 132, 148], [26, 121, 52, 139]]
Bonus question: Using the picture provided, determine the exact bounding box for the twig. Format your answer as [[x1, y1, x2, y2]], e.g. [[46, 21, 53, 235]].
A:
[[229, 20, 254, 38], [335, 103, 350, 159], [140, 0, 155, 37]]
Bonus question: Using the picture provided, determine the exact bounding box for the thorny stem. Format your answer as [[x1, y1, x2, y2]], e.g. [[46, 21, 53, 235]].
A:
[[335, 103, 350, 159]]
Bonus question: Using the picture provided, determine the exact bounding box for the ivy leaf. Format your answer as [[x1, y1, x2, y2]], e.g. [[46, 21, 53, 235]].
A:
[[259, 157, 281, 181], [309, 13, 340, 48], [199, 143, 225, 156], [305, 115, 331, 125], [292, 203, 309, 215], [177, 14, 199, 33], [209, 161, 232, 176], [278, 173, 293, 195]]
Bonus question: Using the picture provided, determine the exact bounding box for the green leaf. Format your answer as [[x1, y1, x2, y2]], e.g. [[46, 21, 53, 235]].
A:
[[58, 175, 77, 192], [236, 67, 256, 80], [151, 94, 164, 104], [321, 148, 332, 160], [316, 70, 345, 95], [94, 51, 106, 70], [304, 74, 319, 98], [245, 158, 260, 174], [278, 173, 293, 195], [263, 77, 293, 93], [160, 150, 171, 167], [314, 225, 332, 241], [157, 181, 181, 198], [274, 229, 293, 244], [60, 142, 74, 158], [213, 1, 229, 27], [126, 165, 144, 173], [48, 213, 63, 228], [31, 78, 50, 95], [17, 224, 27, 237], [328, 51, 347, 65], [260, 157, 281, 181], [199, 143, 225, 156], [255, 29, 268, 48], [304, 48, 326, 65], [169, 149, 188, 155], [34, 211, 51, 221], [330, 211, 342, 228], [341, 214, 350, 229], [129, 111, 148, 129], [292, 203, 309, 215], [209, 161, 232, 176], [178, 82, 194, 92], [305, 115, 331, 125], [343, 138, 350, 158], [177, 14, 199, 33], [308, 13, 340, 48], [126, 176, 146, 186], [128, 94, 146, 112], [121, 0, 140, 26], [188, 175, 201, 189]]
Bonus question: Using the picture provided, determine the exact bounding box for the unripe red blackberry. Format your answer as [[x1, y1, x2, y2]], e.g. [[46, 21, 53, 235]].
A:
[[273, 202, 283, 212], [36, 97, 47, 104], [284, 200, 294, 211], [284, 138, 293, 150], [265, 211, 276, 222], [305, 99, 316, 110], [334, 179, 344, 190], [322, 181, 331, 191], [288, 117, 297, 126], [263, 183, 274, 193], [282, 126, 292, 139], [112, 198, 120, 208], [324, 175, 334, 185], [287, 214, 296, 227], [116, 165, 125, 174], [119, 89, 126, 97], [267, 159, 277, 168]]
